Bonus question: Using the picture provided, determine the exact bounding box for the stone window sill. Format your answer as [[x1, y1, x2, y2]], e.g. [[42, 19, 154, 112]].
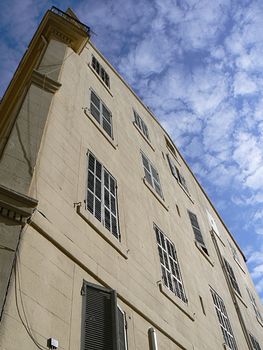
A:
[[143, 178, 168, 211], [83, 108, 117, 149], [76, 203, 128, 259], [87, 63, 113, 97], [158, 282, 195, 321], [133, 122, 155, 151], [195, 241, 214, 267]]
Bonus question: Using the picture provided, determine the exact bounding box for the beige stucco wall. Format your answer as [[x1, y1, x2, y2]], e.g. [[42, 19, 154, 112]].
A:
[[1, 32, 262, 350]]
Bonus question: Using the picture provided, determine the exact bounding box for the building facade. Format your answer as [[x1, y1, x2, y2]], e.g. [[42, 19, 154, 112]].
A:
[[0, 7, 262, 350]]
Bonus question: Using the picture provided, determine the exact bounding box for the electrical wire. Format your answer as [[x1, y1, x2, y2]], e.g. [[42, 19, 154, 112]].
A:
[[13, 217, 47, 350]]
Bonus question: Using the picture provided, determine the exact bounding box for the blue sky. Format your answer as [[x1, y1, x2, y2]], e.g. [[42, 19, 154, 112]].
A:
[[1, 0, 263, 300]]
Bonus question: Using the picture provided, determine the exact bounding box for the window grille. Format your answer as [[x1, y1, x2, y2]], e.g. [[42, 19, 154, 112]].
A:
[[224, 259, 241, 296], [154, 224, 187, 303], [134, 110, 149, 140], [188, 211, 208, 255], [141, 153, 163, 198], [86, 152, 120, 240], [210, 288, 238, 350], [90, 90, 113, 138], [92, 56, 110, 87]]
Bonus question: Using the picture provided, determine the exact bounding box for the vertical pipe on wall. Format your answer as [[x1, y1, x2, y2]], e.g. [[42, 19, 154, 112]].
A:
[[148, 327, 158, 350]]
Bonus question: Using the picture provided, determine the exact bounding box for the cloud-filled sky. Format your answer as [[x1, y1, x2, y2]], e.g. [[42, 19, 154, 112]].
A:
[[0, 0, 263, 300]]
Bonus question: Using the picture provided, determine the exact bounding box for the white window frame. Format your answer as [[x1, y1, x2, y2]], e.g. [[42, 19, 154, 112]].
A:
[[133, 110, 149, 140], [210, 288, 238, 350], [86, 152, 120, 240], [141, 152, 163, 198], [91, 55, 110, 88], [154, 224, 187, 303], [90, 90, 113, 139], [117, 305, 128, 350]]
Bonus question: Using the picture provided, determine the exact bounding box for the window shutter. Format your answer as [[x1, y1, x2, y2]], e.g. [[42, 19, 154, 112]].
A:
[[82, 282, 118, 350], [188, 211, 208, 254], [224, 259, 241, 296], [167, 154, 178, 179], [178, 173, 188, 193]]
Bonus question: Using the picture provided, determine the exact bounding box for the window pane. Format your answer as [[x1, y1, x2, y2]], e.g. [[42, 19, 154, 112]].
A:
[[90, 103, 100, 123], [91, 91, 100, 109], [102, 118, 112, 137], [102, 105, 111, 122]]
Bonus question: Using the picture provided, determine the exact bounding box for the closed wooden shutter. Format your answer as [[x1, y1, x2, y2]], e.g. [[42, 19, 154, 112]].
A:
[[81, 282, 118, 350]]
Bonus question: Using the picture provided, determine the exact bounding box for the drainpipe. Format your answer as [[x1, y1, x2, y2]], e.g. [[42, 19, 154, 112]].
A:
[[148, 327, 158, 350]]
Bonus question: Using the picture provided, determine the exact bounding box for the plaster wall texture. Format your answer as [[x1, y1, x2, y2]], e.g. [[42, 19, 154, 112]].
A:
[[0, 27, 262, 350]]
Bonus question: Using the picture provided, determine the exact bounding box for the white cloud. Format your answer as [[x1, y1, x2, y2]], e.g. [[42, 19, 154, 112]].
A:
[[233, 72, 258, 96]]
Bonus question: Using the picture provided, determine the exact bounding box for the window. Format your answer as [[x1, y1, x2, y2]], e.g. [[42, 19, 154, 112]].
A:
[[167, 154, 189, 193], [247, 288, 263, 323], [141, 153, 163, 198], [188, 211, 208, 255], [86, 152, 120, 240], [249, 334, 261, 350], [206, 209, 220, 237], [81, 281, 127, 350], [90, 90, 113, 138], [165, 136, 177, 158], [210, 288, 238, 350], [134, 110, 149, 140], [229, 241, 240, 264], [154, 224, 187, 303], [92, 56, 110, 87], [118, 306, 128, 350], [224, 259, 241, 296]]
